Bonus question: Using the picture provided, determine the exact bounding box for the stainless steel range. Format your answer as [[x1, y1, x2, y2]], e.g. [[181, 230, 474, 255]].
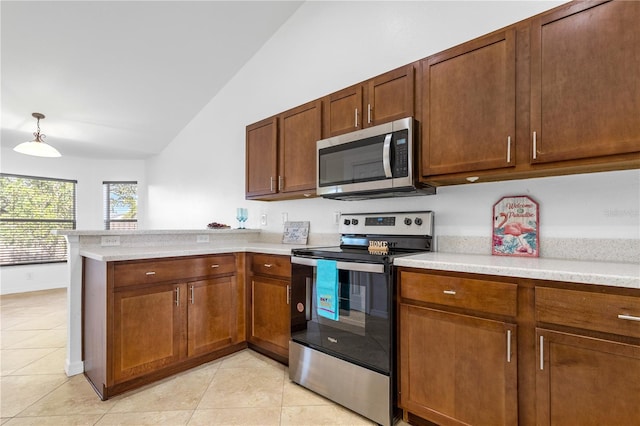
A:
[[289, 211, 434, 426]]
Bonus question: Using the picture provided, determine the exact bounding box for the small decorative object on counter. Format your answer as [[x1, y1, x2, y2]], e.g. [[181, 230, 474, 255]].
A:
[[282, 221, 310, 244], [207, 222, 230, 229], [236, 208, 248, 229], [492, 195, 539, 257]]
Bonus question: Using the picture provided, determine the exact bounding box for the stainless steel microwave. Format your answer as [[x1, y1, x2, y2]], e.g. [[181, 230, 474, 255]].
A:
[[316, 117, 435, 200]]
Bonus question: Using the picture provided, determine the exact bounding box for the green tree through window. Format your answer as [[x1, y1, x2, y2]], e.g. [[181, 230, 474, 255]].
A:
[[103, 181, 137, 230], [0, 174, 76, 266]]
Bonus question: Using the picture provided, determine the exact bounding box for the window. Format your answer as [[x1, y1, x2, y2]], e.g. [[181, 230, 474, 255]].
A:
[[103, 181, 137, 230], [0, 174, 77, 266]]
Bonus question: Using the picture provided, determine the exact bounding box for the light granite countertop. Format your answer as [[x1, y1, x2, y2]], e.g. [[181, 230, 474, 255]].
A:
[[395, 252, 640, 289], [79, 242, 308, 262], [80, 243, 640, 289]]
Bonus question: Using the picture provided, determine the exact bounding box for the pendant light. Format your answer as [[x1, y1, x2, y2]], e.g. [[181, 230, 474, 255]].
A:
[[13, 112, 61, 157]]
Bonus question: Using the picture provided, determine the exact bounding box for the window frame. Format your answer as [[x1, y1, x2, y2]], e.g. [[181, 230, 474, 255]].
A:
[[0, 173, 77, 267], [103, 181, 138, 230]]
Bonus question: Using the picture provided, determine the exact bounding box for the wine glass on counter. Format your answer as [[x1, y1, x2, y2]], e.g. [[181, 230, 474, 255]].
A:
[[236, 208, 248, 229]]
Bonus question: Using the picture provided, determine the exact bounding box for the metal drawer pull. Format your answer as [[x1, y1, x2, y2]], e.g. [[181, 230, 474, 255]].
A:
[[145, 271, 156, 276], [532, 131, 537, 160], [443, 290, 456, 295], [539, 335, 544, 370], [618, 314, 640, 322], [210, 264, 220, 268], [263, 263, 273, 268], [286, 285, 291, 305], [507, 136, 512, 163], [190, 285, 194, 304], [506, 329, 512, 363], [175, 287, 180, 306]]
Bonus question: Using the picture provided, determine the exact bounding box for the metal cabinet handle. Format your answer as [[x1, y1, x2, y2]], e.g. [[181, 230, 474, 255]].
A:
[[618, 314, 640, 322], [286, 285, 291, 305], [210, 264, 220, 268], [354, 108, 359, 128], [507, 136, 512, 163], [532, 131, 537, 160], [270, 176, 275, 192], [263, 263, 273, 268], [506, 329, 512, 363], [175, 287, 180, 306], [443, 290, 456, 295], [189, 285, 194, 304], [278, 176, 284, 191], [145, 271, 156, 276], [539, 335, 544, 370], [367, 103, 372, 124]]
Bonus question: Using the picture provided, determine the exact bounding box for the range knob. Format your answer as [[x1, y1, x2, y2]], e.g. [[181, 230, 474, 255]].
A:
[[404, 217, 412, 226], [343, 219, 351, 226], [352, 219, 359, 225], [415, 217, 423, 226]]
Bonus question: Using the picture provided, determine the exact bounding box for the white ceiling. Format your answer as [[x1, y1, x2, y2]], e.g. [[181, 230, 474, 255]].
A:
[[1, 1, 302, 159]]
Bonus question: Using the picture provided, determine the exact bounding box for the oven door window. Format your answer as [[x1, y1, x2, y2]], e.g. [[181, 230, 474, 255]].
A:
[[291, 267, 391, 375]]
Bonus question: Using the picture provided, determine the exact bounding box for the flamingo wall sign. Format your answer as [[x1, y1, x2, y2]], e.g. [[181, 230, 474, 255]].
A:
[[492, 195, 539, 257]]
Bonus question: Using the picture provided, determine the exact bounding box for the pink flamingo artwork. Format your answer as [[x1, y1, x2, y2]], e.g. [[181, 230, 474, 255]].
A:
[[494, 213, 535, 254]]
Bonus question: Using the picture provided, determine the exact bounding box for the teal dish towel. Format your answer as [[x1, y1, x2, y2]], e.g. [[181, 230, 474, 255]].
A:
[[316, 259, 339, 321]]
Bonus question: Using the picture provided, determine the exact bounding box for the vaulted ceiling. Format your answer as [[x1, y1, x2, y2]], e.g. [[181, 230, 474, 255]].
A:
[[1, 1, 302, 159]]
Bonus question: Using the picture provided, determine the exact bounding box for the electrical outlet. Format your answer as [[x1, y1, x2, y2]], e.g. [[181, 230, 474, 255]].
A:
[[196, 235, 209, 243], [282, 212, 288, 224], [101, 236, 121, 247], [333, 211, 341, 225], [260, 214, 268, 226]]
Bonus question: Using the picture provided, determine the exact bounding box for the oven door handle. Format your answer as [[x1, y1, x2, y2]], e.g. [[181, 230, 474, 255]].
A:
[[291, 256, 385, 274]]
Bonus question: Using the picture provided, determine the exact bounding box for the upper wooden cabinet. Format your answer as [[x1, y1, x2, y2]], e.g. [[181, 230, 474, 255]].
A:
[[530, 0, 640, 164], [246, 100, 321, 201], [323, 64, 415, 137], [246, 117, 277, 198], [278, 100, 322, 196], [421, 29, 516, 176]]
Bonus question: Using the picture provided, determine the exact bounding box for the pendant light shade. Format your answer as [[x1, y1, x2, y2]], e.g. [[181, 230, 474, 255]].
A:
[[13, 113, 61, 157]]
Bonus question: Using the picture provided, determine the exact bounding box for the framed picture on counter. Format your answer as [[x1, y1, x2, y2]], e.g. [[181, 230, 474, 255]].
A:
[[492, 195, 539, 257]]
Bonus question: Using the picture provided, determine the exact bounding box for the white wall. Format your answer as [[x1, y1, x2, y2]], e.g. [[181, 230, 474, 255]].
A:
[[145, 1, 636, 243], [0, 147, 146, 294]]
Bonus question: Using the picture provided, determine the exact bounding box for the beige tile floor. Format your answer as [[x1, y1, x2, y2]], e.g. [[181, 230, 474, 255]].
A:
[[1, 288, 408, 425]]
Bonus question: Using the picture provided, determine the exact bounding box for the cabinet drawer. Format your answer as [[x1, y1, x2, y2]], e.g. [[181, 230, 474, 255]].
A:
[[400, 271, 518, 317], [251, 253, 291, 278], [114, 255, 236, 288], [536, 286, 640, 339]]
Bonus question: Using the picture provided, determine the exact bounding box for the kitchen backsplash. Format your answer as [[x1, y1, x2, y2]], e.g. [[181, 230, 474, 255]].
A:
[[437, 236, 639, 264]]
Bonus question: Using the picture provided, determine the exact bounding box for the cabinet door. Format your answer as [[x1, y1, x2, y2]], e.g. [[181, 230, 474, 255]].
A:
[[366, 64, 414, 127], [246, 116, 278, 198], [279, 100, 322, 195], [323, 84, 363, 137], [530, 1, 640, 164], [112, 283, 184, 383], [422, 30, 516, 176], [399, 305, 517, 426], [250, 275, 290, 358], [536, 328, 640, 425], [187, 277, 236, 357]]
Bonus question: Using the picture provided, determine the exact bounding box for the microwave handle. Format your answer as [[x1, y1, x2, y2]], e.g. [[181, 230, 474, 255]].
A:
[[382, 133, 393, 178]]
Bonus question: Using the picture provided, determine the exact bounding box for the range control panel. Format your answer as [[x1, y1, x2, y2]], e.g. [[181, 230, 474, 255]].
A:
[[339, 211, 433, 236]]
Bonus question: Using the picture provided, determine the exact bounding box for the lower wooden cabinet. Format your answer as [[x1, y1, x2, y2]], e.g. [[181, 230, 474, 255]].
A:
[[187, 277, 238, 357], [399, 304, 517, 426], [112, 283, 183, 384], [247, 253, 291, 362], [83, 254, 245, 399], [536, 328, 640, 425]]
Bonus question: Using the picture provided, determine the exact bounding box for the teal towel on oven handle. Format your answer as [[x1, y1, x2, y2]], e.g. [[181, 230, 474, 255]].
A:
[[316, 259, 339, 321]]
